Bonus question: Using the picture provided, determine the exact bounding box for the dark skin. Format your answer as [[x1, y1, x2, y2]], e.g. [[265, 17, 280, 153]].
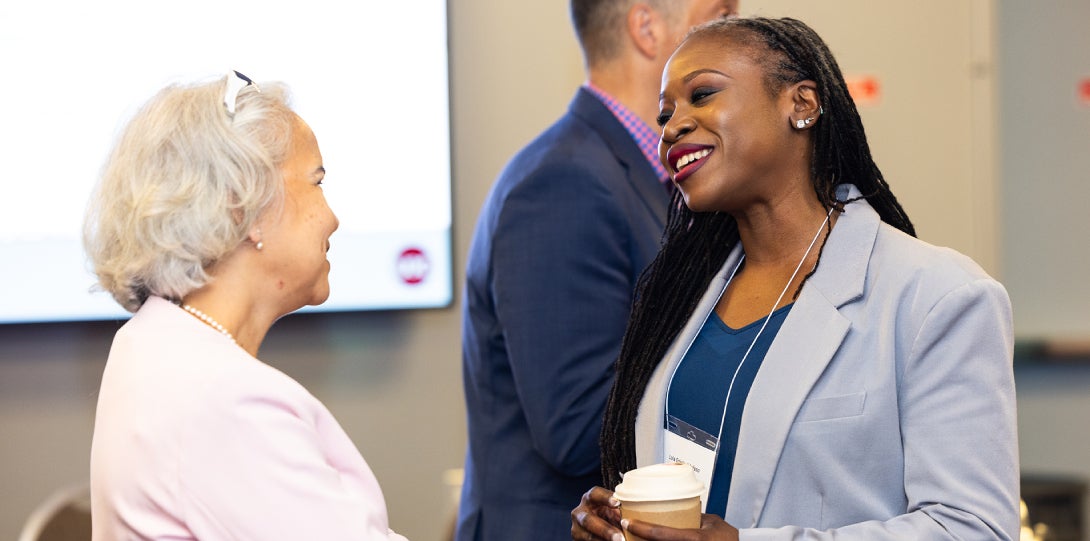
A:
[[658, 35, 831, 329], [571, 32, 826, 541], [571, 487, 739, 541]]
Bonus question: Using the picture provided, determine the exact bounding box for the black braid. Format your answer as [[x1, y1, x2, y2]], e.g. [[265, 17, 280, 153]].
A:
[[600, 17, 916, 489]]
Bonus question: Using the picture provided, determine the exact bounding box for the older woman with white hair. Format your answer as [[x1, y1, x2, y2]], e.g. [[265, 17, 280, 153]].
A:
[[83, 72, 408, 540]]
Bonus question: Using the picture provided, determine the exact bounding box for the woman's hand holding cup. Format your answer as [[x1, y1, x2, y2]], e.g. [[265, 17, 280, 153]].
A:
[[574, 462, 741, 541], [571, 486, 624, 541]]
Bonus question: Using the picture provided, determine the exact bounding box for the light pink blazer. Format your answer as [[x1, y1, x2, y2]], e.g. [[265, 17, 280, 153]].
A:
[[90, 296, 408, 540]]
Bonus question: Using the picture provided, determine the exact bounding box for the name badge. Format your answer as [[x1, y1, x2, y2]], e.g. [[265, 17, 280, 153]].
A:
[[664, 414, 716, 511]]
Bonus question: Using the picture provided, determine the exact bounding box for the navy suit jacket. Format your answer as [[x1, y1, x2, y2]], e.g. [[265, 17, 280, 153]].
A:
[[458, 88, 670, 540]]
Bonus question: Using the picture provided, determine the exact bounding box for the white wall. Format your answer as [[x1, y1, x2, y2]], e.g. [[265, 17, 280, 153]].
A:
[[998, 0, 1090, 341]]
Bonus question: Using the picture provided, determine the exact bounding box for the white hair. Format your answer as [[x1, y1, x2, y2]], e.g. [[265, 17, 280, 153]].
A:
[[83, 75, 297, 312]]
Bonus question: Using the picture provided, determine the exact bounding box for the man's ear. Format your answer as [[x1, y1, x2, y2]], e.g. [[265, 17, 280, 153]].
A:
[[626, 2, 661, 59]]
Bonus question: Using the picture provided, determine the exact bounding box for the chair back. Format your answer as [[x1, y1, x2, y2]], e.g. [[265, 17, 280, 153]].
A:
[[18, 484, 92, 541]]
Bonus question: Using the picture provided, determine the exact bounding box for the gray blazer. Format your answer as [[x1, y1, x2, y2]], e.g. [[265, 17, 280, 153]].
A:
[[633, 185, 1019, 540]]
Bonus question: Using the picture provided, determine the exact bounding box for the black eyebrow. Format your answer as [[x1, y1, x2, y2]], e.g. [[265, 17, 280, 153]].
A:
[[660, 69, 730, 101], [683, 68, 728, 83]]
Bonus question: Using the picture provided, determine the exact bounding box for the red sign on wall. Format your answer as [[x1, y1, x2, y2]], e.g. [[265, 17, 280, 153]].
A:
[[1078, 77, 1090, 107], [845, 75, 882, 107]]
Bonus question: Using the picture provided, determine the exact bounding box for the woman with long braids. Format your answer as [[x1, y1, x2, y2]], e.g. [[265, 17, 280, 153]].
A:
[[571, 17, 1018, 541]]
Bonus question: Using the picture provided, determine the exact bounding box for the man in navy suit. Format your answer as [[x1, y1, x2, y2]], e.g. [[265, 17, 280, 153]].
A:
[[458, 1, 739, 539]]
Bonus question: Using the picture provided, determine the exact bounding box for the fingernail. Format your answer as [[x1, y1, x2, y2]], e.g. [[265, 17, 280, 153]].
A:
[[620, 518, 630, 530], [609, 497, 621, 507], [613, 533, 625, 541]]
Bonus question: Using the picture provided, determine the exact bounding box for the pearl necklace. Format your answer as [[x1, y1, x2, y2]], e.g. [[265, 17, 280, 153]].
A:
[[182, 304, 237, 344]]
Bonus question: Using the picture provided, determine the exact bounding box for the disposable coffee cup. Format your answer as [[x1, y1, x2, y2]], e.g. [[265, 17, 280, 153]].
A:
[[612, 462, 704, 541]]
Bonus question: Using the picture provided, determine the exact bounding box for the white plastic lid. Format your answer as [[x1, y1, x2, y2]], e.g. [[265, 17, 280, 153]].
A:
[[613, 462, 705, 502]]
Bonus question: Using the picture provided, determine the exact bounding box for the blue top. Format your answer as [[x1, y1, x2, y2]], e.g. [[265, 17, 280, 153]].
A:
[[666, 304, 792, 517]]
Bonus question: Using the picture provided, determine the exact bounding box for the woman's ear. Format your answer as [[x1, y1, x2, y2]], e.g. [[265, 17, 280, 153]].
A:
[[789, 80, 822, 129], [247, 226, 264, 251]]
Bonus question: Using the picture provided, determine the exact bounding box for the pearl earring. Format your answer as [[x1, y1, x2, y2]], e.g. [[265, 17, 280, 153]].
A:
[[255, 241, 264, 251]]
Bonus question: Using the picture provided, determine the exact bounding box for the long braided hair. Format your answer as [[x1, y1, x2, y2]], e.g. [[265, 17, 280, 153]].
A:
[[600, 17, 916, 489]]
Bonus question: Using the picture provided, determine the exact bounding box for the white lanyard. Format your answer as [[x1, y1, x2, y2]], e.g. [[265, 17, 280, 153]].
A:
[[663, 208, 833, 508]]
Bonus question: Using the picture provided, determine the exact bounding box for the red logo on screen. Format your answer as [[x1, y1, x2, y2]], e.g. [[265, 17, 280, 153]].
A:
[[397, 248, 430, 285]]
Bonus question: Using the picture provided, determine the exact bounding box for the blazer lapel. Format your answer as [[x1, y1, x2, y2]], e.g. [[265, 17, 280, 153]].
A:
[[724, 185, 880, 526], [569, 88, 670, 229], [724, 290, 850, 526], [635, 247, 744, 466]]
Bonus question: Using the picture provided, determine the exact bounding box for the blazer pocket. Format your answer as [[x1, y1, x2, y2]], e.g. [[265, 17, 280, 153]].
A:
[[794, 391, 866, 423]]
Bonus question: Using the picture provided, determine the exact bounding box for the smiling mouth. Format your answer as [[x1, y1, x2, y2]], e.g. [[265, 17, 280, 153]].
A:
[[672, 148, 712, 172]]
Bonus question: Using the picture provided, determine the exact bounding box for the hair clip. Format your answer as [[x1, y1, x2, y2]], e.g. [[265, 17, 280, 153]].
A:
[[223, 70, 259, 117]]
